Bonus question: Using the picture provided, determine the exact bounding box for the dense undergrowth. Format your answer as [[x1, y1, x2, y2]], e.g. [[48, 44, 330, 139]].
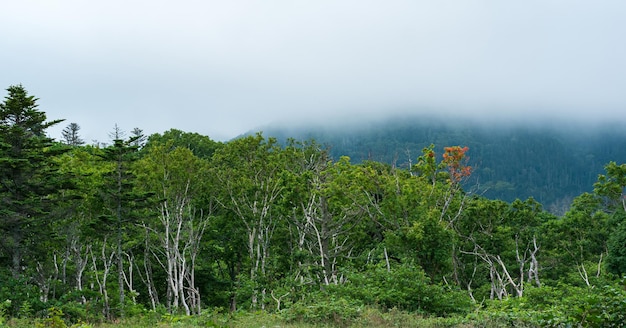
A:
[[2, 280, 626, 327]]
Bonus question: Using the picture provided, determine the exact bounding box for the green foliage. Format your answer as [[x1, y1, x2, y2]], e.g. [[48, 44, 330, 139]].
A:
[[263, 117, 626, 212], [0, 300, 10, 326], [478, 282, 626, 327], [414, 144, 440, 183], [607, 211, 626, 276], [0, 84, 70, 276], [384, 215, 454, 280], [281, 295, 363, 326], [98, 136, 152, 231], [536, 194, 609, 285], [329, 263, 472, 316], [35, 307, 67, 328], [7, 85, 626, 327], [144, 128, 221, 159], [0, 275, 45, 317], [594, 161, 626, 211]]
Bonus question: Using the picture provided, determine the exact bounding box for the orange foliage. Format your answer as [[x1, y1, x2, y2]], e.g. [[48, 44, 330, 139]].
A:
[[442, 146, 471, 183]]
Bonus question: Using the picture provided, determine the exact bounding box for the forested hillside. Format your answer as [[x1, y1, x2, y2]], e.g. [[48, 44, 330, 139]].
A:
[[259, 116, 626, 214], [3, 86, 626, 327]]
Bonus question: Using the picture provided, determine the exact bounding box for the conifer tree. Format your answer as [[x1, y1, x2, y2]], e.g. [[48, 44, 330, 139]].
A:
[[0, 85, 67, 277], [98, 126, 153, 315], [130, 127, 146, 148], [61, 122, 85, 146]]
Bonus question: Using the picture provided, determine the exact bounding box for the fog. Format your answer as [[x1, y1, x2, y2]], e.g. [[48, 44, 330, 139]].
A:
[[1, 1, 625, 142]]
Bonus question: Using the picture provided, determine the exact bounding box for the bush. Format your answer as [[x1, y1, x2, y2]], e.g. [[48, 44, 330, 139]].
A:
[[0, 276, 46, 317], [0, 299, 11, 326], [478, 282, 626, 327], [35, 307, 67, 328], [329, 263, 473, 316], [281, 295, 363, 326]]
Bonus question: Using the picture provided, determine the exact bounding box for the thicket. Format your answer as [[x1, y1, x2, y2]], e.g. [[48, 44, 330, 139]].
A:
[[2, 85, 626, 327]]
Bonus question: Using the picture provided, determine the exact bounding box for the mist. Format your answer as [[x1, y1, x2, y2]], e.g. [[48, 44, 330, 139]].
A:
[[1, 1, 625, 142]]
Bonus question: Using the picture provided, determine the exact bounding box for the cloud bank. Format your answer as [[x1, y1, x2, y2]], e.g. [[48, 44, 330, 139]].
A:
[[1, 1, 625, 141]]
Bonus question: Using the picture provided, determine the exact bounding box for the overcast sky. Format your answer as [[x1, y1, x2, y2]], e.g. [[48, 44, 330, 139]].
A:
[[1, 1, 626, 142]]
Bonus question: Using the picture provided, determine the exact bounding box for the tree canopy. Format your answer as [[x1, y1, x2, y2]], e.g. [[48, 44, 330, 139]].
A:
[[1, 85, 626, 327]]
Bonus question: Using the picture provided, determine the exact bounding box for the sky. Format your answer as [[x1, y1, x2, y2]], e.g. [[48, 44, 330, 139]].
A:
[[1, 1, 626, 143]]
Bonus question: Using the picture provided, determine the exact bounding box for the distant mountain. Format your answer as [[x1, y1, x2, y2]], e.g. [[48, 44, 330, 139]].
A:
[[250, 115, 626, 215]]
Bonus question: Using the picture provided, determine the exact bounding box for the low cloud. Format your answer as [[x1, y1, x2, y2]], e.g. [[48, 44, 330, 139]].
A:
[[1, 1, 625, 142]]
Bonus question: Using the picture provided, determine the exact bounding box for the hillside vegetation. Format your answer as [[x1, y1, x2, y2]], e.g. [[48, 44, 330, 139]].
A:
[[2, 86, 626, 327], [261, 116, 626, 214]]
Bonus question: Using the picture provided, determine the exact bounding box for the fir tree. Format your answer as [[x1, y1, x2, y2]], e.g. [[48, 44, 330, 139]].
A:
[[61, 122, 85, 146], [0, 85, 68, 277]]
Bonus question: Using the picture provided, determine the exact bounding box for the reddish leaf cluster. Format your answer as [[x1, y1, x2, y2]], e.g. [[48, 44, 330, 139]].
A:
[[442, 146, 472, 183]]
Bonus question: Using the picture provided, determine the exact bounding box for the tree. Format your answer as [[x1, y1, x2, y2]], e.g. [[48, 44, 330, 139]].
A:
[[594, 161, 626, 212], [211, 133, 286, 310], [307, 156, 383, 285], [413, 145, 472, 226], [593, 162, 626, 276], [0, 85, 68, 278], [539, 192, 609, 287], [606, 211, 626, 276], [456, 197, 548, 300], [98, 128, 153, 316], [53, 145, 114, 306], [61, 122, 85, 146], [144, 129, 222, 159], [135, 142, 212, 314], [130, 127, 147, 148]]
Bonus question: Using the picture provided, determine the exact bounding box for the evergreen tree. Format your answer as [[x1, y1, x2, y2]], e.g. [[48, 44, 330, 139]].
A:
[[0, 85, 67, 277], [130, 127, 146, 148], [61, 122, 85, 146], [98, 128, 153, 316]]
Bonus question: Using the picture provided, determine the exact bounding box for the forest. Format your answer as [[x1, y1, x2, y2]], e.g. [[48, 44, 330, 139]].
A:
[[261, 116, 626, 216], [2, 84, 626, 327]]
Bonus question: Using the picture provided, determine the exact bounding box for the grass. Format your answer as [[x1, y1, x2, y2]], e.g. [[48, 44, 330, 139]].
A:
[[1, 306, 539, 328]]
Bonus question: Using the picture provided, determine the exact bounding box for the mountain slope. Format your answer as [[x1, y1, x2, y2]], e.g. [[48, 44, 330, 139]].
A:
[[253, 116, 626, 214]]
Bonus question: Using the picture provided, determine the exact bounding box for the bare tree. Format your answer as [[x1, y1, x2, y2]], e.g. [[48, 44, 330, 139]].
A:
[[90, 240, 116, 319], [135, 229, 159, 310], [149, 183, 209, 315], [70, 238, 91, 304], [461, 233, 541, 299]]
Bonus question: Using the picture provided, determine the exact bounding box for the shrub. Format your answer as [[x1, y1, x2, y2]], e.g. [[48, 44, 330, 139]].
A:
[[0, 276, 46, 317], [478, 282, 626, 327], [35, 307, 67, 328], [330, 263, 473, 316], [281, 295, 363, 326]]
